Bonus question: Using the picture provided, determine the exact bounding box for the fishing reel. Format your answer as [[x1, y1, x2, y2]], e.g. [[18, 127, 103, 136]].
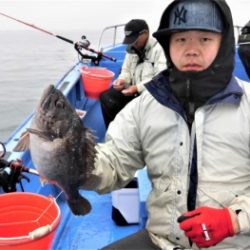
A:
[[0, 141, 36, 192], [77, 35, 91, 49], [74, 35, 116, 65]]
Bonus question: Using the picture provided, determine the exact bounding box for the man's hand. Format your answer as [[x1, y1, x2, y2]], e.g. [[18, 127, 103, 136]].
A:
[[113, 79, 126, 91], [121, 85, 138, 96], [178, 207, 235, 248]]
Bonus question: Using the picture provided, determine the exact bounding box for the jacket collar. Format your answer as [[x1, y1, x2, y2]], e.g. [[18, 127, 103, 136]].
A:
[[144, 37, 158, 52], [208, 76, 243, 105], [145, 71, 243, 118]]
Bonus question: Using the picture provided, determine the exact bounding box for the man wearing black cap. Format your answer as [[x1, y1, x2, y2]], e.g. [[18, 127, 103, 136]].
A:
[[100, 19, 166, 128], [238, 20, 250, 79], [81, 0, 250, 249]]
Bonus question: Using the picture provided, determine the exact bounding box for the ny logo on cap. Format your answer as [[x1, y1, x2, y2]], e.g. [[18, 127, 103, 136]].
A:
[[174, 6, 187, 25], [125, 31, 133, 36]]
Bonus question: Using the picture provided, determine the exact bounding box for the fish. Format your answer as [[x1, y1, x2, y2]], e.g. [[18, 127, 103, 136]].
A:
[[14, 84, 96, 215]]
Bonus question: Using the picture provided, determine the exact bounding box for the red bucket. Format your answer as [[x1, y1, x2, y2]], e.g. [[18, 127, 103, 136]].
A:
[[81, 67, 114, 99], [0, 192, 61, 250]]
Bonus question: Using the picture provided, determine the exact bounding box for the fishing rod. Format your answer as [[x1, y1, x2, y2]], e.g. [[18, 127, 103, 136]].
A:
[[0, 11, 116, 62]]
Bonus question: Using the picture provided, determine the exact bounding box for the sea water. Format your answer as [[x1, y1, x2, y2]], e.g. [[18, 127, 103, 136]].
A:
[[0, 29, 102, 142]]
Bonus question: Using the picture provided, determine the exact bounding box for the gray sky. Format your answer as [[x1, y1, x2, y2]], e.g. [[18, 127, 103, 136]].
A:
[[0, 0, 249, 32], [0, 0, 171, 32]]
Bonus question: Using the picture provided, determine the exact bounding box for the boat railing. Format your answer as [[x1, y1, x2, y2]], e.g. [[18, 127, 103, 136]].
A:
[[98, 23, 125, 50], [98, 25, 244, 47], [234, 25, 244, 45], [235, 25, 250, 46], [234, 25, 242, 36]]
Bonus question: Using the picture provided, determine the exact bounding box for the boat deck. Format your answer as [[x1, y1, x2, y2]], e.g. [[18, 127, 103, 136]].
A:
[[53, 190, 142, 249]]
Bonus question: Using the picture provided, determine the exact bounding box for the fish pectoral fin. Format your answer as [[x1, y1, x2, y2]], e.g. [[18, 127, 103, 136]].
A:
[[67, 195, 91, 216], [75, 109, 87, 119], [40, 176, 48, 186], [27, 128, 54, 141], [13, 131, 30, 152]]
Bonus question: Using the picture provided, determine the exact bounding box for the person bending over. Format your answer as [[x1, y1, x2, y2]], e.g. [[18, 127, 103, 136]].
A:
[[100, 19, 166, 128]]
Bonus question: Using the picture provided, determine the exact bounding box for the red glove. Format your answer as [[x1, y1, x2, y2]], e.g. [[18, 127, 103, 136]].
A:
[[178, 207, 234, 248]]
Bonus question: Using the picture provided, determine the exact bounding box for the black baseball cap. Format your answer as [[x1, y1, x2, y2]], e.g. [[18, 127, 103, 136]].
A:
[[123, 19, 149, 44]]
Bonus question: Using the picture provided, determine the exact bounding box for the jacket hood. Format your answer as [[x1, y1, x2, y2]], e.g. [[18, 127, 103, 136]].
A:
[[152, 0, 235, 123], [153, 0, 235, 70]]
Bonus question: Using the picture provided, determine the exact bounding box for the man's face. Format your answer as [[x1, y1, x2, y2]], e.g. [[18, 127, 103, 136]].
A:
[[131, 31, 148, 50], [170, 30, 222, 72]]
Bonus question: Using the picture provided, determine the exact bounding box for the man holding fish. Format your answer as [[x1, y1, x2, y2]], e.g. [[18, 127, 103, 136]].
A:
[[15, 0, 250, 249], [88, 0, 250, 249]]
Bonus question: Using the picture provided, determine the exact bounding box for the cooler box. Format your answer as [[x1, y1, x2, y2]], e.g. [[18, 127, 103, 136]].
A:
[[111, 178, 139, 225]]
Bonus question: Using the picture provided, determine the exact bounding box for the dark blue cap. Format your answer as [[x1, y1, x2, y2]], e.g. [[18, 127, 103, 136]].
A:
[[154, 0, 224, 38]]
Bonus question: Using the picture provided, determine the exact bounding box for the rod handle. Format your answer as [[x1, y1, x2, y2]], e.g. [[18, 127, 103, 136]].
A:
[[56, 35, 74, 44]]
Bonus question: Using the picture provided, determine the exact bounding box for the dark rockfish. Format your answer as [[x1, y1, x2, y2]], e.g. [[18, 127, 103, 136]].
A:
[[15, 85, 96, 215]]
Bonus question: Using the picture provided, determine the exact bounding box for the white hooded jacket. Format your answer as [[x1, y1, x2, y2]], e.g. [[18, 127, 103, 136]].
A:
[[117, 37, 167, 93], [90, 75, 250, 249]]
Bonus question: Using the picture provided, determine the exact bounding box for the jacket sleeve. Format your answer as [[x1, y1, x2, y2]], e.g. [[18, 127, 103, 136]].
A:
[[117, 53, 133, 85], [229, 196, 250, 234], [84, 97, 145, 194]]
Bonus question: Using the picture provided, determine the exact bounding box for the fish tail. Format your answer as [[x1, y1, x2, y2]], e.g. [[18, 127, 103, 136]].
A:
[[68, 196, 91, 216]]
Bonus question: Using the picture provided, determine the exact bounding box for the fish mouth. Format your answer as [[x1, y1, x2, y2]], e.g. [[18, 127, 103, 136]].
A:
[[35, 84, 57, 127], [39, 85, 56, 108]]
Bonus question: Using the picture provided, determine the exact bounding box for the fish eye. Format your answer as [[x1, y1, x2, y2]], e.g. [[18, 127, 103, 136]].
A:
[[55, 99, 64, 109]]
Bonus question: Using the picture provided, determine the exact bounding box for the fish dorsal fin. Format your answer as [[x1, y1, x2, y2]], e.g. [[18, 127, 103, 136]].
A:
[[13, 131, 30, 152], [82, 128, 96, 179]]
